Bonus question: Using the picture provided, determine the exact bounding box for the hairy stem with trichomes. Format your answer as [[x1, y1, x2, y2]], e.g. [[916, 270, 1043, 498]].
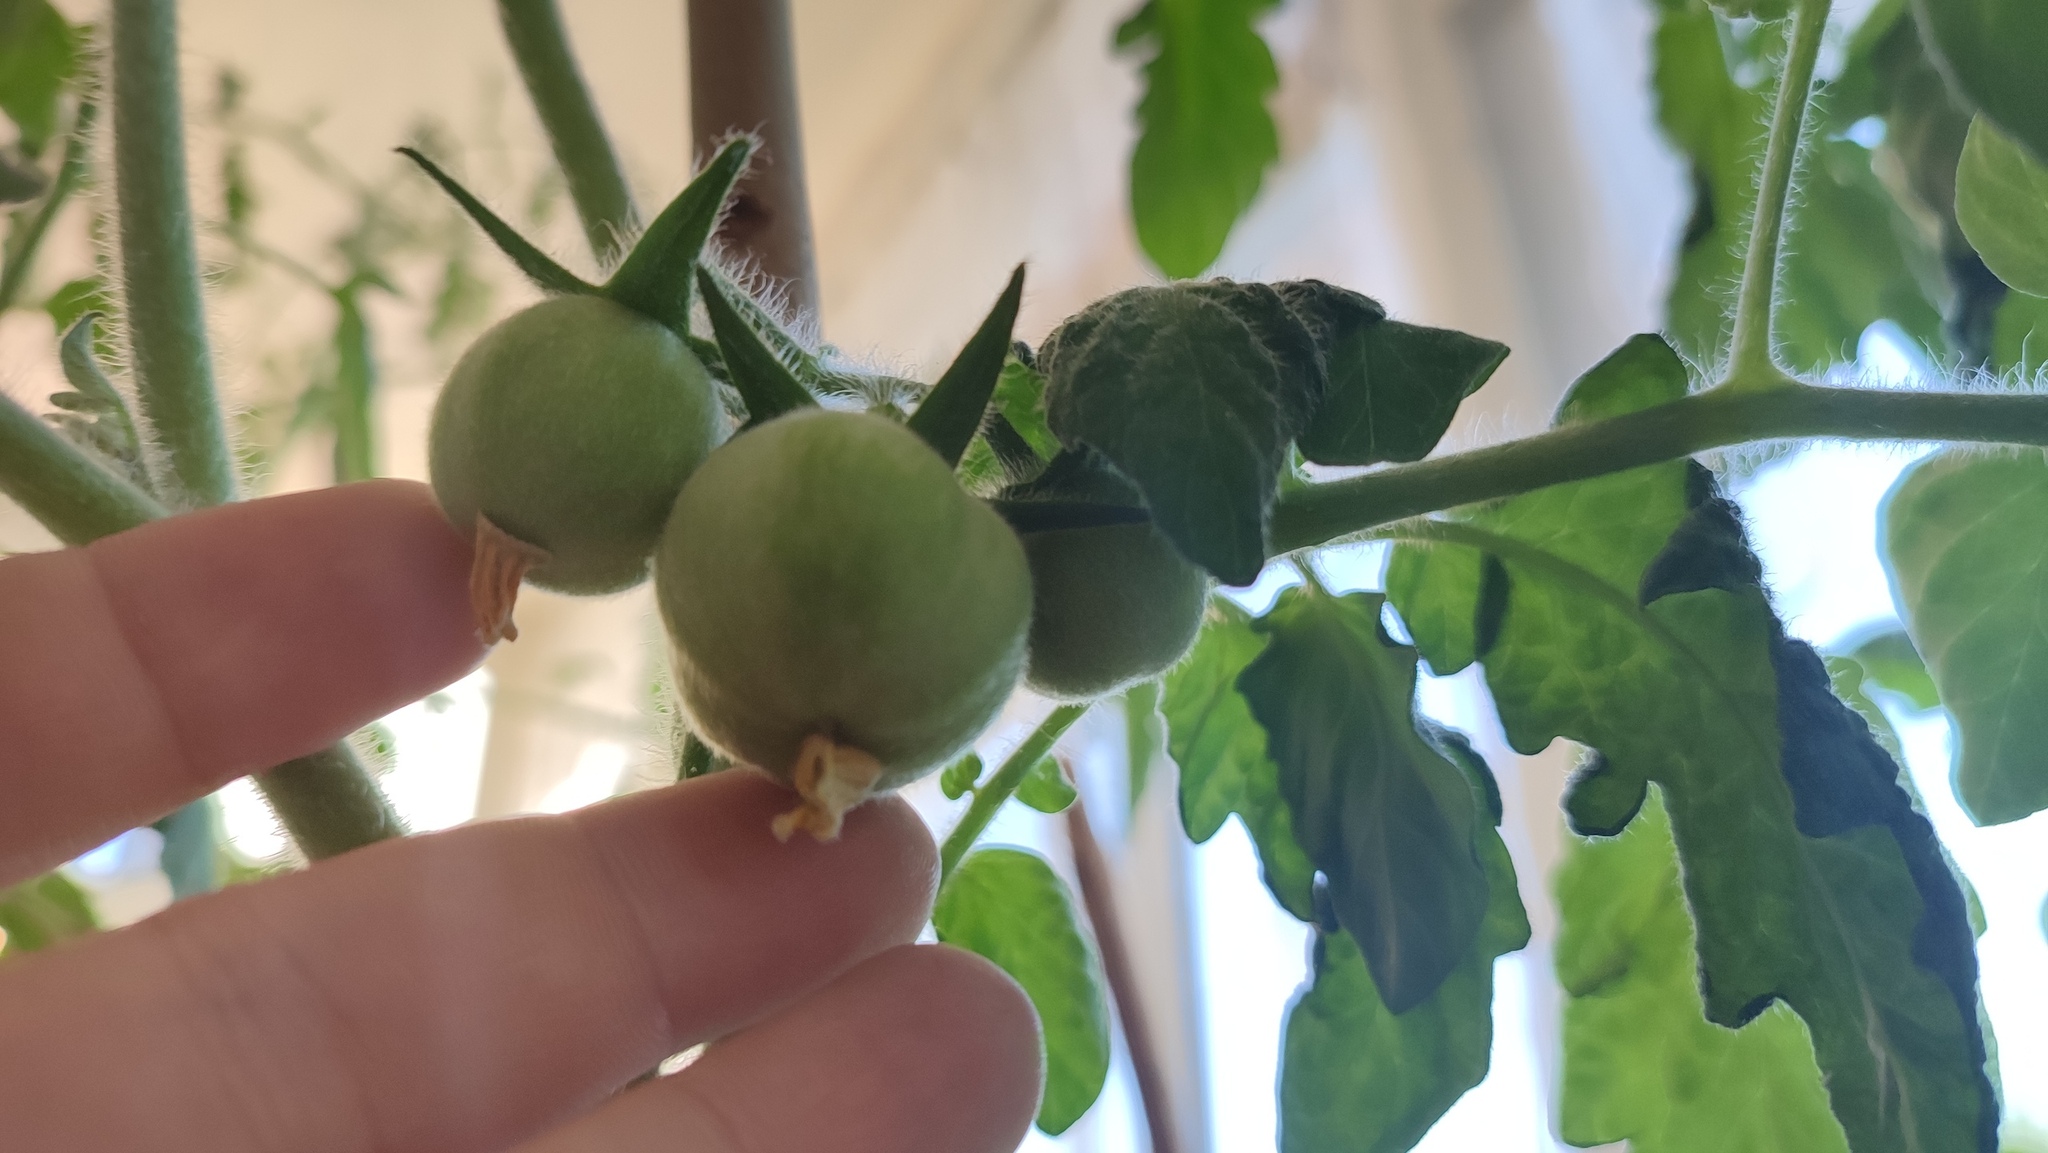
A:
[[939, 704, 1089, 881], [495, 0, 638, 265]]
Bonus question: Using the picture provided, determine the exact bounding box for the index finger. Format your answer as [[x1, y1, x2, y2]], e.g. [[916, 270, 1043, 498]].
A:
[[0, 480, 484, 883]]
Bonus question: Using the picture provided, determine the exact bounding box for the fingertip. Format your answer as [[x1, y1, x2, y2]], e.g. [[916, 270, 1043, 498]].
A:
[[872, 943, 1047, 1131]]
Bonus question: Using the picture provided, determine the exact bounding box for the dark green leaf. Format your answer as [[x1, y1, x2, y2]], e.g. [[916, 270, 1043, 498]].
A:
[[695, 268, 819, 427], [1557, 790, 1850, 1153], [1915, 0, 2048, 170], [1297, 321, 1507, 466], [1040, 280, 1377, 584], [907, 265, 1026, 468], [1884, 448, 2048, 824], [1016, 757, 1079, 814], [398, 147, 599, 297], [1123, 679, 1165, 812], [934, 847, 1110, 1135], [1278, 824, 1527, 1153], [1957, 115, 2048, 297], [1239, 588, 1489, 1012], [603, 138, 752, 333], [1162, 599, 1316, 919], [1386, 341, 1996, 1151], [0, 0, 75, 153], [0, 870, 96, 955], [1116, 0, 1280, 277], [1844, 626, 1942, 712]]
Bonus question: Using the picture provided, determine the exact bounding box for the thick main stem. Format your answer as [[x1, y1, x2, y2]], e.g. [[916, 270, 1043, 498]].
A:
[[496, 0, 639, 265], [1722, 0, 1833, 385], [110, 0, 235, 507], [1270, 384, 2048, 553], [688, 0, 820, 320], [939, 704, 1088, 881]]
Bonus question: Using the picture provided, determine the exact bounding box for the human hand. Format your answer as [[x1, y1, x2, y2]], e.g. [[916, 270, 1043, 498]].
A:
[[0, 480, 1041, 1152]]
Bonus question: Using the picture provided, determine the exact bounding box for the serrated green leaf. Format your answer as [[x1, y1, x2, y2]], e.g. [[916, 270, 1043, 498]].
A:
[[0, 870, 96, 956], [1914, 0, 2048, 171], [1386, 338, 1995, 1152], [934, 847, 1110, 1135], [1884, 448, 2048, 824], [1162, 599, 1316, 919], [940, 753, 984, 801], [1040, 280, 1378, 584], [1957, 115, 2048, 297], [1278, 826, 1527, 1153], [603, 137, 752, 334], [1846, 626, 1942, 712], [908, 265, 1026, 468], [1016, 757, 1078, 814], [1116, 0, 1280, 278], [1557, 790, 1850, 1153], [1239, 588, 1489, 1013], [1297, 321, 1507, 466], [0, 0, 75, 154]]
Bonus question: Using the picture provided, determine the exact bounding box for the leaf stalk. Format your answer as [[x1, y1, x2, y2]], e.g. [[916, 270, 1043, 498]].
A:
[[939, 704, 1089, 881]]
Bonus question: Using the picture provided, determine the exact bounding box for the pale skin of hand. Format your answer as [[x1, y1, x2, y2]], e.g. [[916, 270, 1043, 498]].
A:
[[0, 479, 1042, 1153]]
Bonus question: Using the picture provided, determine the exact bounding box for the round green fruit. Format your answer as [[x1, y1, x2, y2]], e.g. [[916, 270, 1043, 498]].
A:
[[429, 294, 723, 596], [1022, 522, 1209, 699], [655, 409, 1032, 830]]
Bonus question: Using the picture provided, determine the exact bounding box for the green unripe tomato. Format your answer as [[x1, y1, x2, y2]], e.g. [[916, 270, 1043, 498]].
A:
[[656, 409, 1032, 805], [1023, 522, 1209, 699], [430, 294, 722, 595]]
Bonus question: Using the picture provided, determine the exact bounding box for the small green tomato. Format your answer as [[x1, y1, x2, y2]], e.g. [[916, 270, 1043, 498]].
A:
[[1022, 522, 1209, 699], [430, 295, 722, 635], [656, 408, 1032, 838]]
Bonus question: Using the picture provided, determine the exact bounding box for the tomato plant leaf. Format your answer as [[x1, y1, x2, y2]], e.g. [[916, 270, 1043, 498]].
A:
[[1162, 600, 1317, 919], [0, 870, 96, 956], [1956, 115, 2048, 297], [1883, 448, 2048, 824], [1123, 678, 1166, 812], [695, 268, 819, 426], [1386, 336, 1997, 1152], [0, 0, 76, 154], [398, 148, 599, 297], [1844, 626, 1941, 712], [1278, 825, 1528, 1153], [1016, 756, 1079, 814], [1115, 0, 1280, 278], [1296, 321, 1507, 466], [1238, 588, 1490, 1012], [0, 146, 44, 202], [940, 752, 984, 801], [603, 137, 752, 333], [1914, 0, 2048, 170], [1038, 280, 1378, 584], [908, 265, 1026, 468], [934, 847, 1111, 1135], [1557, 790, 1850, 1153], [992, 356, 1059, 463]]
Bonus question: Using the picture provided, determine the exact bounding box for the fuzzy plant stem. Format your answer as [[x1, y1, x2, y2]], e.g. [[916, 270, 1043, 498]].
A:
[[1270, 380, 2048, 552], [110, 0, 235, 507], [939, 704, 1089, 881], [688, 0, 820, 318], [0, 391, 166, 545], [1721, 0, 1833, 388], [496, 0, 639, 264], [0, 101, 95, 315]]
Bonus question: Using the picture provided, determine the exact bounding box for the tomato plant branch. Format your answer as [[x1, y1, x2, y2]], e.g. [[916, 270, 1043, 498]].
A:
[[939, 704, 1089, 881], [496, 0, 639, 265], [0, 101, 94, 315], [1722, 0, 1832, 387], [1270, 381, 2048, 553], [260, 744, 407, 860], [0, 391, 166, 546], [110, 0, 235, 507]]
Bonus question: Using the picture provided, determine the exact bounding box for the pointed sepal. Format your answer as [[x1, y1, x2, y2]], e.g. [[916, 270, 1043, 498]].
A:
[[397, 147, 598, 297], [603, 137, 753, 334], [695, 267, 817, 426], [907, 265, 1026, 468]]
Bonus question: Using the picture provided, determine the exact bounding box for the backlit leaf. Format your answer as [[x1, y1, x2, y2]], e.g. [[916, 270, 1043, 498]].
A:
[[0, 870, 96, 956], [1914, 0, 2048, 170], [1957, 115, 2048, 297], [1296, 321, 1507, 467], [0, 0, 75, 153], [934, 848, 1110, 1135]]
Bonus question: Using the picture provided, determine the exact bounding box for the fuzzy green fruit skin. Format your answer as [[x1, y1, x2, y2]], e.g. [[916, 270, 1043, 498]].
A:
[[657, 409, 1032, 788], [1023, 522, 1209, 700], [430, 295, 722, 594]]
